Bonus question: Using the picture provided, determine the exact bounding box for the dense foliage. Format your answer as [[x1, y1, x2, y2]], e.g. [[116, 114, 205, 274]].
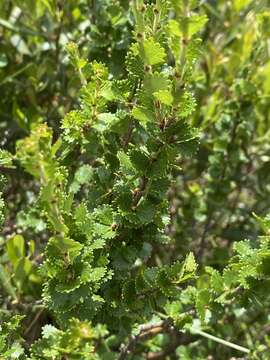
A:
[[1, 0, 270, 359]]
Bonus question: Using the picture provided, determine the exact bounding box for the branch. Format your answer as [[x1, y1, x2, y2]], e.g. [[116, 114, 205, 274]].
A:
[[145, 329, 194, 359], [123, 120, 135, 150], [122, 80, 141, 149], [195, 330, 250, 354], [118, 321, 170, 360], [118, 320, 195, 360], [132, 176, 148, 208], [196, 213, 213, 262]]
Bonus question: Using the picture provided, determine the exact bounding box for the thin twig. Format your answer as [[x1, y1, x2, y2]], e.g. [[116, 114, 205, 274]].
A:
[[122, 79, 141, 149], [123, 120, 135, 150], [118, 321, 170, 360], [195, 330, 250, 354], [145, 332, 193, 359], [132, 176, 148, 208], [24, 308, 44, 336], [196, 213, 213, 261], [118, 319, 195, 360]]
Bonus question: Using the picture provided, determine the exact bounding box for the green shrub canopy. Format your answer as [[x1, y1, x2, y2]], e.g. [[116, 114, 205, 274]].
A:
[[1, 1, 270, 359]]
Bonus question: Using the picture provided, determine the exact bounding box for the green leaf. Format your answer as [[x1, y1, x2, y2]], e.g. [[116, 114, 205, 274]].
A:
[[94, 113, 119, 132], [129, 149, 149, 173], [168, 19, 182, 37], [0, 54, 8, 68], [132, 106, 154, 123], [14, 257, 32, 288], [169, 15, 208, 38], [88, 267, 107, 282], [40, 0, 55, 15], [75, 165, 93, 183], [93, 205, 118, 239], [205, 267, 224, 293], [175, 92, 196, 117], [196, 289, 211, 322], [184, 252, 197, 274], [47, 236, 83, 264], [186, 15, 208, 37], [75, 203, 93, 238], [117, 151, 135, 174], [153, 90, 173, 105], [253, 212, 270, 233], [0, 264, 17, 300], [233, 0, 252, 11], [123, 279, 136, 305], [143, 73, 170, 95], [70, 165, 93, 193], [0, 150, 14, 168], [42, 324, 60, 339], [139, 38, 166, 66], [6, 235, 25, 267]]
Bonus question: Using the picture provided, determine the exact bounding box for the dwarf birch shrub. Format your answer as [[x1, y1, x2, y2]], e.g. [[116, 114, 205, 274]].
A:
[[1, 1, 270, 359]]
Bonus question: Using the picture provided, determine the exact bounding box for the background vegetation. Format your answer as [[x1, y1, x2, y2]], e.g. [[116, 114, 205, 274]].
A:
[[1, 0, 270, 359]]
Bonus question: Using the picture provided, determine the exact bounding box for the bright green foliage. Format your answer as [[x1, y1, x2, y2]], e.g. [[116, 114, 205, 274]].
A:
[[1, 0, 270, 359], [12, 0, 202, 329], [0, 151, 13, 169], [0, 314, 25, 359], [30, 319, 104, 360]]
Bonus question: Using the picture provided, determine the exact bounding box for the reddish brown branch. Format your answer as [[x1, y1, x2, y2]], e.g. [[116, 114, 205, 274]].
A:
[[118, 320, 194, 360]]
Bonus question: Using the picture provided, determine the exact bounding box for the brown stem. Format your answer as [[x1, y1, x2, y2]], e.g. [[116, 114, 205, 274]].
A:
[[123, 120, 135, 150], [122, 80, 142, 149], [118, 321, 170, 360], [24, 308, 44, 336], [196, 213, 213, 262], [132, 176, 148, 208], [118, 320, 195, 360], [146, 332, 193, 359]]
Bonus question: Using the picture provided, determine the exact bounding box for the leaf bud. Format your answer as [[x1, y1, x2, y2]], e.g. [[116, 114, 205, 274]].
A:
[[132, 187, 140, 196], [111, 223, 118, 231], [140, 4, 146, 12], [174, 70, 181, 78], [144, 64, 152, 73]]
